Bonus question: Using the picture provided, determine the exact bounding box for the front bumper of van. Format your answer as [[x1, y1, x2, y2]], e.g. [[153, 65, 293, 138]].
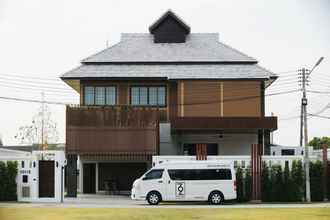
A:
[[131, 187, 146, 200]]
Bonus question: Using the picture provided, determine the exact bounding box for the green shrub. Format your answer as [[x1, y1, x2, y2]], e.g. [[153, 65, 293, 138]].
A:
[[291, 160, 304, 201], [0, 161, 18, 201], [283, 162, 293, 201], [6, 161, 18, 201], [261, 162, 271, 202], [269, 165, 283, 201], [310, 160, 323, 201], [0, 161, 6, 201], [236, 167, 244, 202], [244, 169, 252, 201]]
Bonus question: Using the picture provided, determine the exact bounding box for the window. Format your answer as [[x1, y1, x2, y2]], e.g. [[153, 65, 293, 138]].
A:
[[95, 87, 105, 105], [130, 86, 166, 106], [143, 169, 164, 180], [85, 86, 94, 105], [84, 86, 116, 105], [281, 149, 295, 156], [21, 161, 25, 168], [168, 169, 232, 180]]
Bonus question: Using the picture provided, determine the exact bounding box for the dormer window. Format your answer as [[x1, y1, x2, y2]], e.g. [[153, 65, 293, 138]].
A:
[[149, 10, 190, 43]]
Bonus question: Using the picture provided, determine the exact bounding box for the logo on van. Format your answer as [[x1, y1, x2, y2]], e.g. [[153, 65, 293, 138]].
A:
[[175, 182, 185, 197]]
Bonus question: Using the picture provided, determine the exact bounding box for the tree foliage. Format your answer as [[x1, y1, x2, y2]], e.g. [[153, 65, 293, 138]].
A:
[[308, 136, 330, 149], [15, 104, 59, 147]]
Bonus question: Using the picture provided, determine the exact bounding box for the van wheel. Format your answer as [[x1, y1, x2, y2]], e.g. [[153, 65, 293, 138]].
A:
[[147, 191, 161, 205], [209, 191, 224, 205]]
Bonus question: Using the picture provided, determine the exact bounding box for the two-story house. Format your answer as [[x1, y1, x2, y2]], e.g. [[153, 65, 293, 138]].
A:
[[61, 10, 278, 196]]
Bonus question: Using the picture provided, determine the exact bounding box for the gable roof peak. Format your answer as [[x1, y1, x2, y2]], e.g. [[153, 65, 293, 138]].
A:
[[149, 10, 191, 34]]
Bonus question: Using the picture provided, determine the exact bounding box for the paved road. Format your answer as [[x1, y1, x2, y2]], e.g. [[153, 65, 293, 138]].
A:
[[1, 194, 330, 208]]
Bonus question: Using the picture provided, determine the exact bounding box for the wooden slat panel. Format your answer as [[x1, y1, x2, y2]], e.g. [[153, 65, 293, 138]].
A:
[[223, 81, 261, 117], [183, 81, 221, 117], [66, 106, 159, 154]]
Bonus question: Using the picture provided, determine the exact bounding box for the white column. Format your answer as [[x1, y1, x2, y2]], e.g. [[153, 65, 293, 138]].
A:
[[96, 163, 99, 193]]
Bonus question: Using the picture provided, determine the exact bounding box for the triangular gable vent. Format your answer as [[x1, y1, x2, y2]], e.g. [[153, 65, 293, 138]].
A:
[[149, 10, 190, 43]]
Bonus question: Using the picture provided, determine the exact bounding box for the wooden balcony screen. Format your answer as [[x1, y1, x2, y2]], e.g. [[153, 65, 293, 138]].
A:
[[66, 106, 159, 155]]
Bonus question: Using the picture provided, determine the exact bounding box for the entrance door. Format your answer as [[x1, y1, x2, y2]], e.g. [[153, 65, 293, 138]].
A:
[[83, 163, 96, 193], [39, 160, 55, 197]]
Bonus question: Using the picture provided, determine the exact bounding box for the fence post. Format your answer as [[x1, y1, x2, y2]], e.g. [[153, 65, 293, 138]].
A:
[[251, 143, 262, 202], [323, 144, 328, 201]]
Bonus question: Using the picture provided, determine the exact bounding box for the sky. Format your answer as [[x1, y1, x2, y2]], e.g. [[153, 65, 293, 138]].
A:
[[0, 0, 329, 146]]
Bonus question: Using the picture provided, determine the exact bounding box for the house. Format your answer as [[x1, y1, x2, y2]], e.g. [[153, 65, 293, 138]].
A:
[[61, 10, 278, 196]]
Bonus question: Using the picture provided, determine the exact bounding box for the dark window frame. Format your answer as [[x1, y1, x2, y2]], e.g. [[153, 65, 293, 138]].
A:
[[83, 85, 117, 106], [129, 85, 167, 107], [167, 169, 232, 181]]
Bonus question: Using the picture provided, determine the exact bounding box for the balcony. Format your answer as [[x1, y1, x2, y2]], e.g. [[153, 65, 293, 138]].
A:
[[66, 105, 161, 156], [171, 116, 278, 133]]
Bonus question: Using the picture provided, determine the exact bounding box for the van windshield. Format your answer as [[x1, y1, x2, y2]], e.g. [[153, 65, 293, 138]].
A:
[[168, 169, 232, 180], [143, 169, 164, 180]]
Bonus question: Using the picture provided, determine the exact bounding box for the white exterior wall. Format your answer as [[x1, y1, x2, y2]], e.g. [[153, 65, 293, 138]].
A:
[[159, 123, 178, 155], [17, 150, 66, 203], [219, 134, 258, 155]]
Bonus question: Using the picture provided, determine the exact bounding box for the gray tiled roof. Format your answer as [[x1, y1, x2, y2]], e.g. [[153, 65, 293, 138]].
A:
[[61, 64, 276, 80], [82, 33, 257, 63]]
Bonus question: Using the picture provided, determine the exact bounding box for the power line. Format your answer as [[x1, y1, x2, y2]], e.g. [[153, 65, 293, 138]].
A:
[[0, 76, 69, 87], [0, 82, 78, 95], [0, 89, 300, 107], [0, 73, 62, 81], [308, 113, 330, 120], [0, 96, 73, 105]]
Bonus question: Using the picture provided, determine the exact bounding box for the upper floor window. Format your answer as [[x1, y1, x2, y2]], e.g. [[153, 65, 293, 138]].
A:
[[84, 86, 116, 105], [130, 86, 166, 106]]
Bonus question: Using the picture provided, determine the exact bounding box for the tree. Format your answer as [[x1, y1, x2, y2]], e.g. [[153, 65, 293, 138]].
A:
[[308, 137, 330, 149], [291, 160, 304, 201], [15, 104, 59, 149], [261, 162, 271, 202]]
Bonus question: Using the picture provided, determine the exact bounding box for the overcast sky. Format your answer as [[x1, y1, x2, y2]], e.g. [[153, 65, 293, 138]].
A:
[[0, 0, 329, 146]]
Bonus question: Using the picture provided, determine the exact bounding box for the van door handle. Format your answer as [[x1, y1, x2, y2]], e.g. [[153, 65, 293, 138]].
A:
[[158, 180, 163, 183], [168, 180, 171, 184]]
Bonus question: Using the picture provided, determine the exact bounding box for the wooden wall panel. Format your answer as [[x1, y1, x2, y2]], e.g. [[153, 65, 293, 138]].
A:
[[66, 106, 159, 154], [180, 81, 222, 117], [118, 83, 128, 105], [223, 81, 261, 117]]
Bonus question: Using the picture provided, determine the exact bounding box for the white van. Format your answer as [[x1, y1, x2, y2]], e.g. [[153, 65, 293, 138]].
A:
[[131, 161, 236, 205]]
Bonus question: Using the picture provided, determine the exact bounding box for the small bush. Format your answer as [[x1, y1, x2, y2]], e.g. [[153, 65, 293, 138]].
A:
[[261, 162, 271, 202], [291, 160, 304, 201], [310, 160, 323, 201], [236, 167, 244, 202], [0, 161, 18, 201]]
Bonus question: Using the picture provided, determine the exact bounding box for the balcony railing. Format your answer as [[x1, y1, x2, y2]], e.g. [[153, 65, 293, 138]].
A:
[[66, 105, 161, 155]]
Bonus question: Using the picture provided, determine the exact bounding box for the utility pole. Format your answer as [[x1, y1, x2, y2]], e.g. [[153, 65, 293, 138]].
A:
[[299, 68, 311, 202], [299, 57, 324, 203]]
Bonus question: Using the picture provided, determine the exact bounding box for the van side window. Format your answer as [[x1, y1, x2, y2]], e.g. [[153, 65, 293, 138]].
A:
[[143, 169, 164, 180], [168, 169, 232, 180]]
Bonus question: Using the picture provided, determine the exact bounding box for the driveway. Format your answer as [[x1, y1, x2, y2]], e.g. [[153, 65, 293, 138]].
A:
[[0, 194, 329, 208]]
